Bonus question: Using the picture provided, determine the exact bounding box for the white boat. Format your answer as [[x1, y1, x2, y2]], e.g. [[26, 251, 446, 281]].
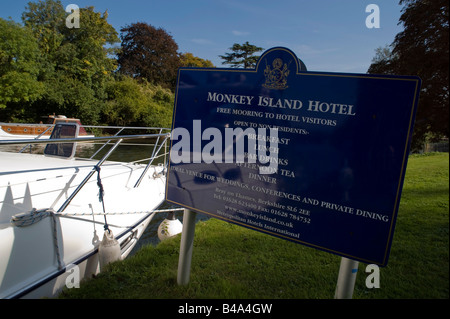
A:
[[0, 123, 172, 299]]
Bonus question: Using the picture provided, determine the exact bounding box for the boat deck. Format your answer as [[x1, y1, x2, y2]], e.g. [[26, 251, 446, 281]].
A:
[[0, 151, 166, 298]]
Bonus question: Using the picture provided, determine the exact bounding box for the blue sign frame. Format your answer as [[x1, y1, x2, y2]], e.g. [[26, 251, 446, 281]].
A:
[[166, 47, 421, 266]]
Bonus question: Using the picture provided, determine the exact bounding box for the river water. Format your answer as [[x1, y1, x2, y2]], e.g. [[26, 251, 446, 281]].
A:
[[0, 140, 209, 255]]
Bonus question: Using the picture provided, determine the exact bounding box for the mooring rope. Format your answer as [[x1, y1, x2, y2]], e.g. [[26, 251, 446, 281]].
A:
[[11, 208, 63, 269], [94, 165, 109, 232], [10, 207, 184, 270], [11, 208, 55, 227], [11, 208, 185, 227]]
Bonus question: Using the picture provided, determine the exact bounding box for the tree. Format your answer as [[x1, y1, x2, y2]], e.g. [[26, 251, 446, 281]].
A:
[[103, 76, 150, 126], [219, 42, 263, 68], [368, 0, 449, 150], [0, 18, 44, 118], [20, 0, 120, 124], [367, 45, 398, 75], [1, 0, 174, 128], [181, 52, 214, 68], [58, 7, 119, 81], [118, 22, 181, 89], [103, 75, 173, 128], [21, 0, 65, 58]]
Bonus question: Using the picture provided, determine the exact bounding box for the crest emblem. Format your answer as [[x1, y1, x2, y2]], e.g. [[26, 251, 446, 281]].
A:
[[263, 58, 290, 90]]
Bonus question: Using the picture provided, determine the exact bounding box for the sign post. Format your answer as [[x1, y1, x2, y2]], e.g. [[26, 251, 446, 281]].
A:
[[334, 257, 360, 299], [167, 47, 421, 292], [177, 209, 197, 285]]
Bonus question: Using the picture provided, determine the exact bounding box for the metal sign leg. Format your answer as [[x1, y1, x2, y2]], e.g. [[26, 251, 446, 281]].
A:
[[177, 209, 197, 285], [334, 257, 359, 299]]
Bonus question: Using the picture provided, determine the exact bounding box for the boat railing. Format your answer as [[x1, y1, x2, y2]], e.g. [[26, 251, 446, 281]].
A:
[[18, 125, 54, 153], [0, 125, 171, 213], [0, 123, 170, 150], [0, 125, 171, 153], [0, 132, 170, 146]]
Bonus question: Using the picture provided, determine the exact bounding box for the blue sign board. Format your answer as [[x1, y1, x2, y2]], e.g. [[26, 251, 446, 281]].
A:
[[166, 47, 421, 266]]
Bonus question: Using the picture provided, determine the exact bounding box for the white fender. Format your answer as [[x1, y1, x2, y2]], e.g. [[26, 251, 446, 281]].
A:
[[98, 230, 121, 270], [158, 212, 182, 241]]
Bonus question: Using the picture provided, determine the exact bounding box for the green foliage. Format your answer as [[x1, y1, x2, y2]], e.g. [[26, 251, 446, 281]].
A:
[[1, 0, 219, 128], [56, 7, 119, 87], [0, 18, 44, 111], [103, 76, 173, 128], [181, 52, 215, 68], [1, 0, 176, 128], [219, 41, 264, 69], [368, 0, 449, 150], [16, 1, 121, 125], [21, 0, 65, 57], [41, 72, 101, 123], [140, 83, 174, 128]]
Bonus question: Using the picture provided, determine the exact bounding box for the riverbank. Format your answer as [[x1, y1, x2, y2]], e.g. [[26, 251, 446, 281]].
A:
[[59, 153, 449, 299]]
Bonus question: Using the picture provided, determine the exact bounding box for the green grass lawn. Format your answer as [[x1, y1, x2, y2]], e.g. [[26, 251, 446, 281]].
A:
[[60, 153, 449, 299]]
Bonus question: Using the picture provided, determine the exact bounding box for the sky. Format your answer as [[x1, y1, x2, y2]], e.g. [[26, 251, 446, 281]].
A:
[[1, 0, 405, 73]]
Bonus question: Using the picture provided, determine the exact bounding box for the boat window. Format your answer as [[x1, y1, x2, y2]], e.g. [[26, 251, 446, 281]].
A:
[[44, 123, 79, 159]]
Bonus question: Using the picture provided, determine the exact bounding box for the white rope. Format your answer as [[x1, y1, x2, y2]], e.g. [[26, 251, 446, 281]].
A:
[[11, 208, 63, 269], [10, 207, 184, 270], [11, 208, 56, 227], [11, 207, 185, 227]]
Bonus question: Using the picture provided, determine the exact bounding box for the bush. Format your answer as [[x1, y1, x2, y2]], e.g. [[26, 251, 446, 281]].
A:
[[103, 76, 173, 128]]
